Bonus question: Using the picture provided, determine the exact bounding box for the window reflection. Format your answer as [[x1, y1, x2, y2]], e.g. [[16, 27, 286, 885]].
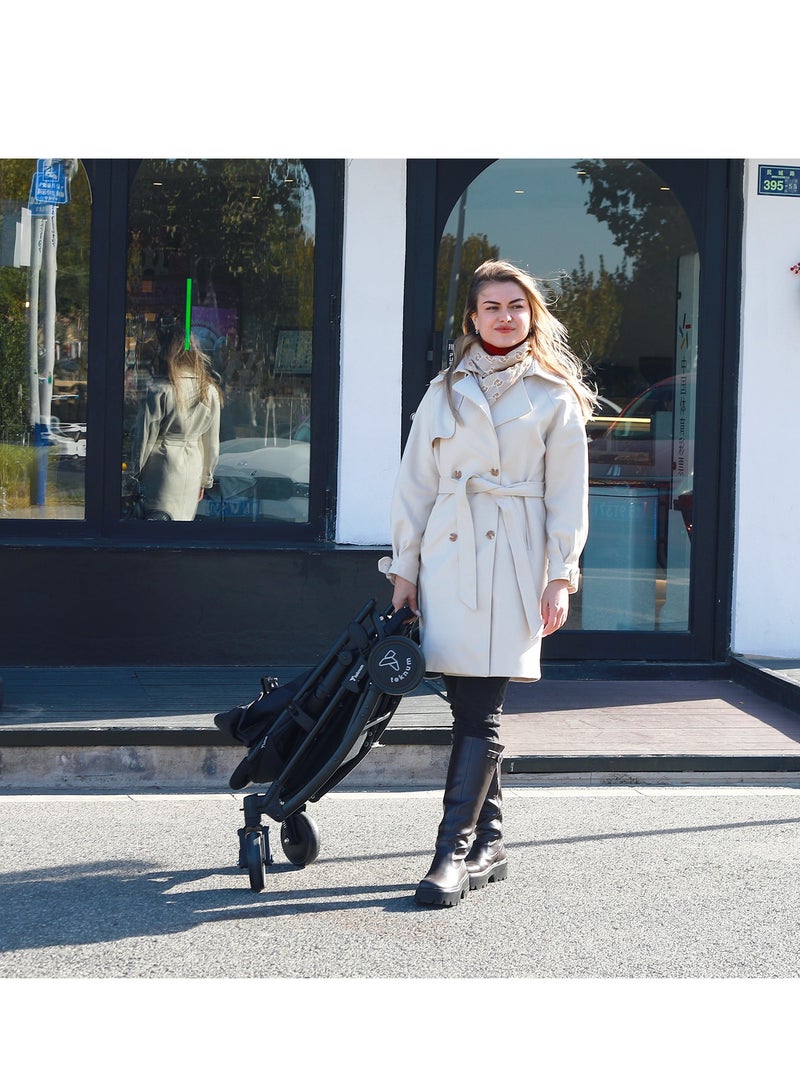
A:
[[124, 323, 223, 521], [436, 159, 698, 631], [0, 158, 90, 519], [123, 159, 315, 524]]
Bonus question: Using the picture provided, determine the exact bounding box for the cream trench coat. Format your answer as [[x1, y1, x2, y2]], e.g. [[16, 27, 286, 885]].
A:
[[388, 358, 589, 682], [132, 373, 221, 521]]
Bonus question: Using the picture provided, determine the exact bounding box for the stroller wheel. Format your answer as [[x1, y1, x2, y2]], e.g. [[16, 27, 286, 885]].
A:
[[367, 635, 426, 695], [244, 830, 267, 892], [281, 811, 320, 867]]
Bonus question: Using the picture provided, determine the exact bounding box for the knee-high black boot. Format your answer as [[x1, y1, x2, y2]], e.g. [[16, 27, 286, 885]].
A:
[[415, 735, 504, 908], [465, 747, 508, 890]]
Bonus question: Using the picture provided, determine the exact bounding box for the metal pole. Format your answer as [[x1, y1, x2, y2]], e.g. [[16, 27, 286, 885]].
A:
[[27, 216, 45, 430], [40, 207, 57, 431]]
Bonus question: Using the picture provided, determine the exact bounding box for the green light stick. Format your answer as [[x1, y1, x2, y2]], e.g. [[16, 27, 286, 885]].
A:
[[184, 278, 192, 350]]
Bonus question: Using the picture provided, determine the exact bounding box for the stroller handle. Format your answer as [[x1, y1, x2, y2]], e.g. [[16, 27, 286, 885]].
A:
[[382, 602, 417, 634]]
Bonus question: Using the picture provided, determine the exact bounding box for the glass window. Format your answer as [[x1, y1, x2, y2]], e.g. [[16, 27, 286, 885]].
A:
[[122, 159, 315, 525], [0, 159, 90, 519], [436, 159, 699, 631]]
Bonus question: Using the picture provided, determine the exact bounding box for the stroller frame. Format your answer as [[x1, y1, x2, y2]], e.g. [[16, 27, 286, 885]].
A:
[[222, 598, 424, 891]]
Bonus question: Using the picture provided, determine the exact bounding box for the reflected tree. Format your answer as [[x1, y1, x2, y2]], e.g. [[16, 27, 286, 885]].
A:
[[0, 162, 28, 441], [572, 159, 696, 268], [571, 159, 698, 398], [553, 254, 626, 372], [127, 159, 315, 364], [0, 265, 27, 438], [436, 231, 499, 347]]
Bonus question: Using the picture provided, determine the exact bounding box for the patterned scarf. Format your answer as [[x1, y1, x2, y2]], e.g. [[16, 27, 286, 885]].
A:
[[459, 341, 535, 404]]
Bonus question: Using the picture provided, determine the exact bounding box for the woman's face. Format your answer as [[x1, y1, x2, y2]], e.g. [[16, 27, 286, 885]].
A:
[[472, 280, 532, 350]]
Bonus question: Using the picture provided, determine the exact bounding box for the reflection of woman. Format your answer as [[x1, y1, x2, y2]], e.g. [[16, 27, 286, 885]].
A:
[[130, 329, 223, 521], [388, 259, 596, 907]]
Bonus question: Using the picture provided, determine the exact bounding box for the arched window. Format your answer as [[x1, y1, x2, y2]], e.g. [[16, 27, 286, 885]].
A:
[[123, 159, 317, 526], [0, 159, 91, 519], [436, 159, 699, 632]]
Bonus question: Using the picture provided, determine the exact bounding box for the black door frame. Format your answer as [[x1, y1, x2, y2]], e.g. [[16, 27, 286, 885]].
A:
[[402, 158, 743, 664]]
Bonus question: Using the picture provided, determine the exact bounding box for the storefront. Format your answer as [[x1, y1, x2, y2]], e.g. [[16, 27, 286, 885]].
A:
[[0, 156, 786, 669]]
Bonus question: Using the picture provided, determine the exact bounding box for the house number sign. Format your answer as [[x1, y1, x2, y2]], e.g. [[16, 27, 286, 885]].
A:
[[758, 165, 800, 197]]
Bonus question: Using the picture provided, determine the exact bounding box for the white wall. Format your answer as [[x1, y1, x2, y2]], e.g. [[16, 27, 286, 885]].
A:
[[335, 159, 406, 545], [732, 159, 800, 656]]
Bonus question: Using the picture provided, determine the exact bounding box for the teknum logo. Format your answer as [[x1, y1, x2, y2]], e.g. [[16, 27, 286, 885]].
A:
[[347, 663, 366, 686], [379, 647, 414, 686], [378, 649, 401, 672]]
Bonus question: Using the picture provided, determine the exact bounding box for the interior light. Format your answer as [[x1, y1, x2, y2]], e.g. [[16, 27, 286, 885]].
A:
[[592, 416, 652, 426]]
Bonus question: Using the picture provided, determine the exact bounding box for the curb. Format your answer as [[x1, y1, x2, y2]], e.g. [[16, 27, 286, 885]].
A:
[[3, 740, 800, 792], [0, 741, 451, 792]]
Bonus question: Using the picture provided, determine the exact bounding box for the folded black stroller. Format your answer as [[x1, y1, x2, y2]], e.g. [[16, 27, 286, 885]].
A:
[[214, 598, 425, 891]]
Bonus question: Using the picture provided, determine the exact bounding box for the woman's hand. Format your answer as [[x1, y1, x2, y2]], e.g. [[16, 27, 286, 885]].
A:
[[541, 579, 570, 637], [392, 575, 420, 617]]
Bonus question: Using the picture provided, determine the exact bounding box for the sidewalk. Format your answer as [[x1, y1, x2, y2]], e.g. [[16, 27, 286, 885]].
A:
[[2, 656, 800, 789]]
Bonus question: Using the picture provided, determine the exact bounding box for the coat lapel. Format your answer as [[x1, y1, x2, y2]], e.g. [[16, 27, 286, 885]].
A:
[[452, 371, 491, 417], [490, 374, 536, 427]]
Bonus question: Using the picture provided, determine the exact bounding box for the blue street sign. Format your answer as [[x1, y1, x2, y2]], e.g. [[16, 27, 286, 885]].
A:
[[31, 160, 70, 205]]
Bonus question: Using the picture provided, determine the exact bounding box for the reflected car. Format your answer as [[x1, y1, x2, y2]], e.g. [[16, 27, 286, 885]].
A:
[[589, 376, 693, 492], [586, 395, 623, 442], [588, 376, 695, 555], [196, 428, 310, 523]]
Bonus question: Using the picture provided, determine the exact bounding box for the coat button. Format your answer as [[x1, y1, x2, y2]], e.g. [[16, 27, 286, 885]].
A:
[[491, 468, 499, 476], [449, 532, 458, 541], [453, 469, 462, 479], [486, 531, 495, 539]]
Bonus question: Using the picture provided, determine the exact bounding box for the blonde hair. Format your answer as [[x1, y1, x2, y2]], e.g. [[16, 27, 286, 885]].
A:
[[446, 259, 597, 421], [163, 333, 224, 410]]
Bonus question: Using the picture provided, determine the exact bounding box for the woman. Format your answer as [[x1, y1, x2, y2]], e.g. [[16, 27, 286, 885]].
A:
[[387, 259, 596, 907], [130, 327, 223, 521]]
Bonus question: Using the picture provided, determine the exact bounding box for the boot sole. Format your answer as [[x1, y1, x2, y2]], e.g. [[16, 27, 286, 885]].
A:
[[468, 861, 508, 891], [414, 879, 470, 907]]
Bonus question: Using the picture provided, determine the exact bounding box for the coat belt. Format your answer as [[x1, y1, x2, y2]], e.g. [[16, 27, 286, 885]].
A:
[[437, 474, 545, 635]]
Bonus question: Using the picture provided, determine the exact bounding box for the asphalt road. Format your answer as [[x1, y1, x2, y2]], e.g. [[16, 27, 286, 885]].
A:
[[2, 785, 799, 980], [3, 784, 799, 1088]]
